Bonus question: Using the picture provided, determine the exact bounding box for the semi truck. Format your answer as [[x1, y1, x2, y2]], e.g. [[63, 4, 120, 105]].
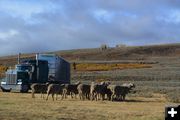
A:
[[0, 54, 70, 92]]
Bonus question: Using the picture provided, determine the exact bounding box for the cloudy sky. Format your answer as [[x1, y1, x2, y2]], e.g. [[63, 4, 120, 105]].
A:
[[0, 0, 180, 56]]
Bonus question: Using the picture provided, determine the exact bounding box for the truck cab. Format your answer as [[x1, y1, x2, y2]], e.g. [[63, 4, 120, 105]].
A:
[[15, 64, 34, 85], [0, 54, 70, 92], [0, 60, 49, 92]]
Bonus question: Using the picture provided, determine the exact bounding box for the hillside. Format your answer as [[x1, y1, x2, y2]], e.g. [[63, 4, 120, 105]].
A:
[[0, 43, 180, 66], [56, 43, 180, 61]]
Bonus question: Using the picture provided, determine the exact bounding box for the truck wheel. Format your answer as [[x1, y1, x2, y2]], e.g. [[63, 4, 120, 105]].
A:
[[0, 86, 11, 92], [20, 85, 29, 93]]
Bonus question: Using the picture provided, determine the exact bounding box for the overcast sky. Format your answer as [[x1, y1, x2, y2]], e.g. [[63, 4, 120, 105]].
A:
[[0, 0, 180, 56]]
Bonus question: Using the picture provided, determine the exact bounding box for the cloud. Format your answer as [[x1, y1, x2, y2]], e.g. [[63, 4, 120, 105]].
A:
[[0, 0, 180, 56], [0, 29, 19, 40], [159, 9, 180, 24]]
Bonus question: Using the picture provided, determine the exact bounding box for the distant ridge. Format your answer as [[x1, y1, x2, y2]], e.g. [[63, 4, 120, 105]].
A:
[[0, 43, 180, 66]]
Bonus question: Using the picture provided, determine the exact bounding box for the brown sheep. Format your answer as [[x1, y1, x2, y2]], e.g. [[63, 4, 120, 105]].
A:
[[107, 85, 120, 101], [108, 83, 135, 101], [120, 83, 135, 100], [62, 81, 81, 99], [90, 82, 110, 101], [77, 84, 90, 100], [31, 83, 48, 98], [46, 84, 64, 101]]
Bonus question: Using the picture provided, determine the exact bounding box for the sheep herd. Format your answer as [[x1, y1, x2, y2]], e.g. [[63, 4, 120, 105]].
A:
[[31, 81, 135, 101]]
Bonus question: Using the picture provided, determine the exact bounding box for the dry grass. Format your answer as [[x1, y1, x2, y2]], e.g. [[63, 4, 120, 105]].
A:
[[0, 65, 8, 78], [0, 92, 176, 120], [75, 63, 151, 71], [0, 65, 8, 72]]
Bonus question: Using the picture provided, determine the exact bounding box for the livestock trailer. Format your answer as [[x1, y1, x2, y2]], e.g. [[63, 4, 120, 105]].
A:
[[0, 54, 70, 92], [37, 54, 70, 84]]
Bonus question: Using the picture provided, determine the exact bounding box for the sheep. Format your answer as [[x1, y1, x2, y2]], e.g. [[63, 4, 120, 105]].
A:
[[31, 83, 48, 98], [90, 82, 102, 101], [104, 86, 112, 101], [77, 84, 90, 100], [62, 81, 81, 99], [90, 82, 110, 101], [108, 83, 135, 101], [107, 85, 121, 101], [120, 83, 135, 100], [46, 84, 64, 101]]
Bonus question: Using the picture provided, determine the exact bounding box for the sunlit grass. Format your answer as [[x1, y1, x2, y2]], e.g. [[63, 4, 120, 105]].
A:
[[0, 92, 168, 120]]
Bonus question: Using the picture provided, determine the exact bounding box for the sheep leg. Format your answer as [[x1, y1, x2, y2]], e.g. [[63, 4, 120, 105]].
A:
[[79, 93, 81, 100], [62, 89, 67, 99], [46, 93, 49, 100], [107, 93, 111, 101], [70, 92, 72, 98], [52, 94, 54, 101], [95, 93, 98, 101], [61, 91, 65, 100], [41, 93, 45, 99], [61, 94, 64, 100], [97, 94, 99, 100], [85, 93, 87, 100], [61, 94, 63, 100], [79, 92, 82, 100], [74, 94, 77, 99], [90, 93, 95, 101], [111, 93, 115, 101], [117, 94, 120, 101], [86, 93, 89, 100], [122, 94, 126, 101], [99, 94, 101, 100], [101, 94, 105, 101], [42, 93, 44, 99], [98, 93, 102, 100], [65, 93, 67, 99], [56, 94, 58, 100], [32, 91, 35, 98], [71, 92, 76, 99], [88, 94, 90, 100], [82, 93, 85, 100], [90, 93, 93, 101], [85, 93, 88, 100]]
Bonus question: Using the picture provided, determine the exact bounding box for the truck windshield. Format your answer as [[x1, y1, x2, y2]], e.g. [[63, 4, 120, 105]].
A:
[[16, 65, 32, 72], [17, 72, 29, 81]]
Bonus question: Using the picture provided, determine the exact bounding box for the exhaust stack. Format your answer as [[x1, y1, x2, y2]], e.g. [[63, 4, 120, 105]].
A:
[[36, 53, 39, 61], [18, 53, 21, 64], [36, 53, 39, 81]]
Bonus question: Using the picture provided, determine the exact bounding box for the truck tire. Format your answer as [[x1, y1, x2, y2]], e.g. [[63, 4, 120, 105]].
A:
[[0, 86, 11, 92], [20, 85, 29, 93]]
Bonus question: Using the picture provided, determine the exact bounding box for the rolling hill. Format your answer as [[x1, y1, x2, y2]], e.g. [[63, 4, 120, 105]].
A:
[[0, 43, 180, 66]]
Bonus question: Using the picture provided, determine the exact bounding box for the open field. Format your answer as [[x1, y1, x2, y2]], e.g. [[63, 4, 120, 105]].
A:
[[0, 43, 180, 119], [0, 92, 177, 120]]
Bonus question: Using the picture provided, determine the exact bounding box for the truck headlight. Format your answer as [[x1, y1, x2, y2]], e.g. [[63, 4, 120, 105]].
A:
[[17, 79, 22, 85], [1, 81, 6, 85], [17, 82, 22, 85]]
